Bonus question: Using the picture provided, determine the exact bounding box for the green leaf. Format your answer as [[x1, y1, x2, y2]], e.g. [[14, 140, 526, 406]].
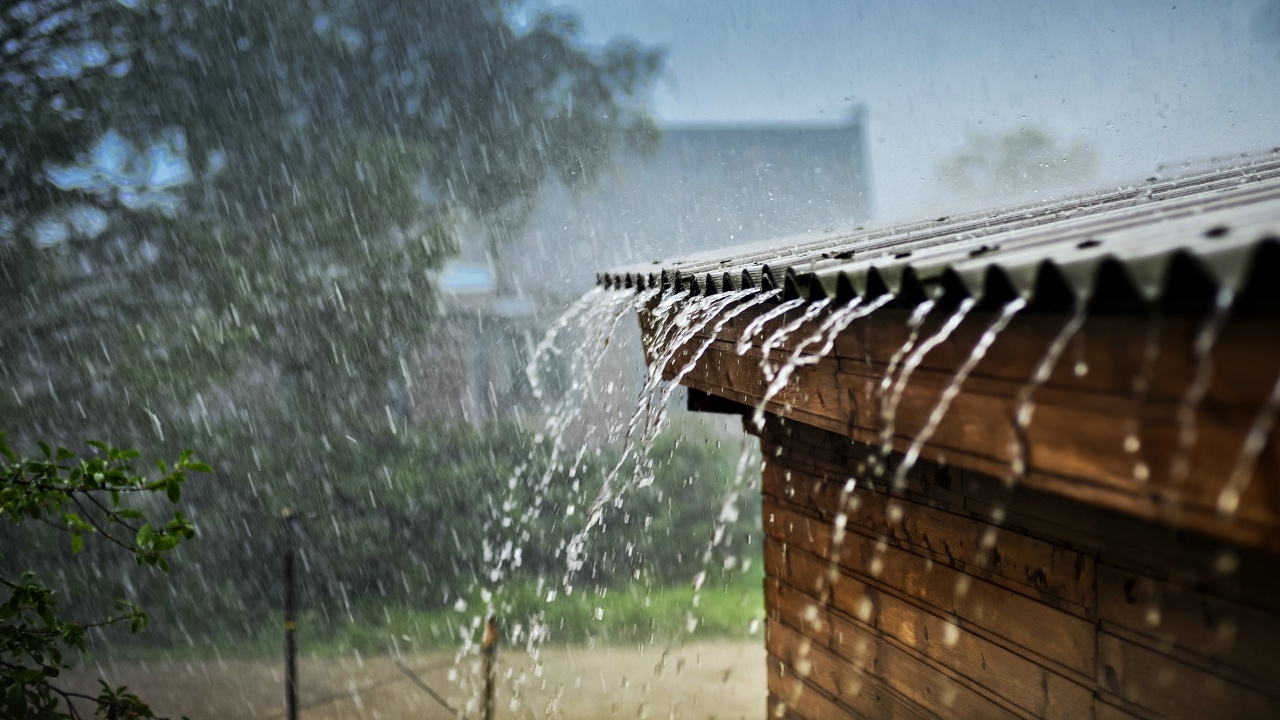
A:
[[166, 483, 181, 503], [136, 524, 153, 547], [38, 441, 51, 458], [118, 508, 144, 520], [55, 447, 76, 461], [186, 461, 213, 474], [70, 533, 83, 554], [86, 440, 108, 453]]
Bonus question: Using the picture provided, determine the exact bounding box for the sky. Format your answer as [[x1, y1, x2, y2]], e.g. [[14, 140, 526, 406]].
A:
[[563, 0, 1280, 221]]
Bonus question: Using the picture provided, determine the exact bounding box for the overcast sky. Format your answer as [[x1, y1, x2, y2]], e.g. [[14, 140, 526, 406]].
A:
[[564, 0, 1280, 222]]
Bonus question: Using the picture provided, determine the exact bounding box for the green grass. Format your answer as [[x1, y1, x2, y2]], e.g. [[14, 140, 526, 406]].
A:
[[93, 565, 765, 663]]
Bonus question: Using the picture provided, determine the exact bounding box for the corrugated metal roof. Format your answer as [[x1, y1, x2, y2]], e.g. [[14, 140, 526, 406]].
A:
[[598, 154, 1280, 312]]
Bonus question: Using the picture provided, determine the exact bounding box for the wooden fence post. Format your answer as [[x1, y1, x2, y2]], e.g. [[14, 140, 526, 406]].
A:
[[481, 615, 498, 720], [282, 508, 298, 720]]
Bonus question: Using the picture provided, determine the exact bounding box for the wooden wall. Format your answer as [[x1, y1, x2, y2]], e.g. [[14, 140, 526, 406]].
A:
[[654, 303, 1280, 551], [757, 416, 1280, 720]]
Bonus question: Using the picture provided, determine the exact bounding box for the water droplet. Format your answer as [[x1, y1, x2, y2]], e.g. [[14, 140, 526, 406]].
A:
[[1144, 606, 1162, 627], [942, 622, 960, 647], [1214, 551, 1240, 575], [856, 595, 874, 622]]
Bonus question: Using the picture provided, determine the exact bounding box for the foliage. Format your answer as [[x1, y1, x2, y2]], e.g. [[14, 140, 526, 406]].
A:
[[938, 126, 1096, 203], [0, 0, 665, 485], [0, 434, 208, 719], [100, 565, 765, 662], [0, 418, 756, 656], [325, 563, 765, 655], [0, 0, 707, 674]]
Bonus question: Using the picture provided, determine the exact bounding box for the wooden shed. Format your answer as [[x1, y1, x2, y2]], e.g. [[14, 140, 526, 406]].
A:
[[600, 158, 1280, 719]]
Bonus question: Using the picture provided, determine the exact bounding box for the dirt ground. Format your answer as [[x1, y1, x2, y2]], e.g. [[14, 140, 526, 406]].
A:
[[66, 641, 766, 719]]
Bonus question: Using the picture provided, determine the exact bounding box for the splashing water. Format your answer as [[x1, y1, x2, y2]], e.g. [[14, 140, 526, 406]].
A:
[[653, 288, 771, 427], [486, 288, 640, 593], [524, 286, 606, 400], [1169, 288, 1235, 484], [893, 297, 1026, 488], [629, 289, 755, 448], [1007, 300, 1088, 482], [1217, 367, 1280, 514], [689, 437, 760, 619], [566, 288, 771, 579]]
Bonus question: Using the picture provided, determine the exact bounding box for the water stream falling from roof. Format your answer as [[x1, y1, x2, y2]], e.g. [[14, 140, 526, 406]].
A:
[[1008, 299, 1088, 482], [484, 287, 638, 598], [1170, 288, 1235, 485], [564, 288, 761, 578], [875, 300, 936, 474], [663, 289, 781, 396], [892, 297, 1026, 488], [650, 288, 765, 432], [735, 298, 807, 356], [758, 298, 834, 384], [1218, 368, 1280, 515], [880, 298, 975, 487], [752, 294, 894, 429]]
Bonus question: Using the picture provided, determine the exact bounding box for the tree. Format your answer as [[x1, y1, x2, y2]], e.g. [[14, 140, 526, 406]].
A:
[[0, 0, 663, 462], [937, 126, 1096, 203], [0, 0, 665, 646], [0, 433, 208, 718]]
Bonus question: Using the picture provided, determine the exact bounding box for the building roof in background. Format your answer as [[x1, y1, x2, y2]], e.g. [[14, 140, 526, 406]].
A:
[[441, 261, 496, 295], [599, 152, 1280, 313], [508, 115, 873, 298]]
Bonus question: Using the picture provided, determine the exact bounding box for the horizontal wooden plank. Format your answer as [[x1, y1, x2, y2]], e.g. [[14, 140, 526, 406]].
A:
[[962, 470, 1280, 614], [1098, 632, 1280, 719], [1098, 564, 1280, 695], [768, 632, 932, 720], [1094, 698, 1151, 720], [764, 501, 1097, 677], [774, 541, 1094, 720], [762, 461, 1097, 612], [821, 610, 1025, 720], [759, 420, 972, 512]]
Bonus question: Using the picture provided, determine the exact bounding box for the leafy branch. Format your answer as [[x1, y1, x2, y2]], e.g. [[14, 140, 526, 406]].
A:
[[1, 433, 208, 719]]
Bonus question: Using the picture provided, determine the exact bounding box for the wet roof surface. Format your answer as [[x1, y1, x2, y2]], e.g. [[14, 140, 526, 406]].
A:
[[598, 153, 1280, 313]]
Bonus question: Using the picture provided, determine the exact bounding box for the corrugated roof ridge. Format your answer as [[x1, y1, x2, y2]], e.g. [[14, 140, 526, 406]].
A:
[[598, 156, 1280, 311]]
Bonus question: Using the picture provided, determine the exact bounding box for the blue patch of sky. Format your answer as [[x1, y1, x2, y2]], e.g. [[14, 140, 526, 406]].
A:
[[48, 128, 193, 198], [39, 128, 197, 246], [441, 262, 496, 294], [37, 42, 110, 80]]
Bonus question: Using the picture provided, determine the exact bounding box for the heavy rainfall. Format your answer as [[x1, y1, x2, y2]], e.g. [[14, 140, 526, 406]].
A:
[[2, 1, 1280, 719]]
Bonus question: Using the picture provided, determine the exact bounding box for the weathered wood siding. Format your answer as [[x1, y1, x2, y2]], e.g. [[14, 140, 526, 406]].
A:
[[651, 303, 1280, 549], [758, 418, 1280, 720]]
